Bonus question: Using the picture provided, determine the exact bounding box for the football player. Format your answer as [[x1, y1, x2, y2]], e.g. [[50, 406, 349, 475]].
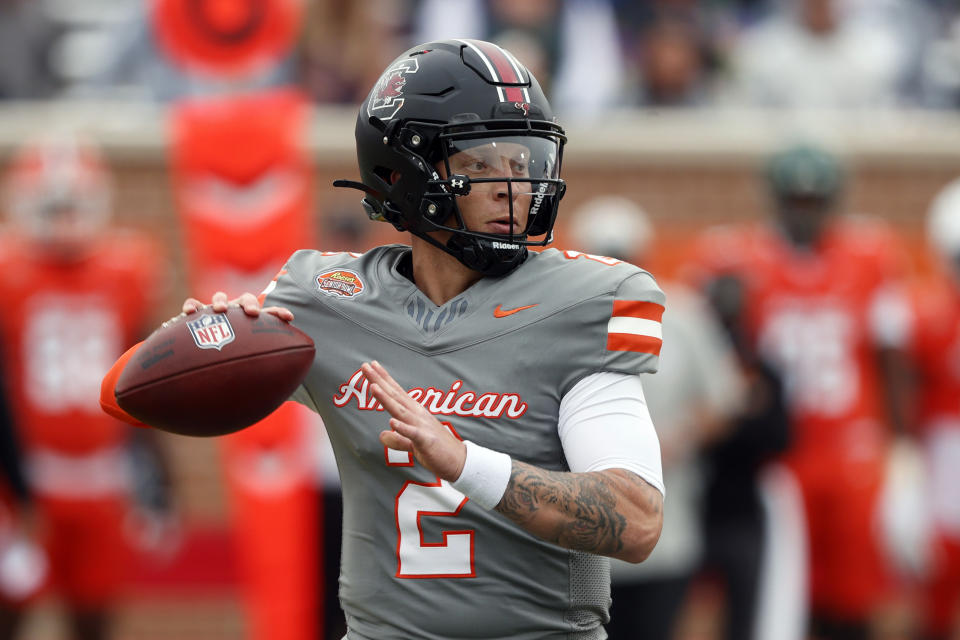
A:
[[905, 177, 960, 640], [0, 135, 172, 640], [103, 39, 666, 639], [684, 144, 912, 640], [0, 363, 48, 635]]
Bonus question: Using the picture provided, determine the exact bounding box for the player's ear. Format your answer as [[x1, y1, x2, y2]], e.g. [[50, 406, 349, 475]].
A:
[[390, 170, 402, 184]]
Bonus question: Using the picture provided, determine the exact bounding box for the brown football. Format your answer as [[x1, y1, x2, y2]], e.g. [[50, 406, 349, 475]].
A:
[[115, 307, 315, 437]]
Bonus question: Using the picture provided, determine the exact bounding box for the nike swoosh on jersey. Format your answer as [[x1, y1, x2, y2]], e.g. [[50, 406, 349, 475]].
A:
[[493, 303, 539, 318]]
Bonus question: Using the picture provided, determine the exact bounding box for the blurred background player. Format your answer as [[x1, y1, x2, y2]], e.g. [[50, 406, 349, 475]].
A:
[[0, 135, 174, 640], [901, 177, 960, 640], [0, 365, 47, 636], [696, 268, 794, 640], [569, 195, 747, 640], [685, 143, 912, 640]]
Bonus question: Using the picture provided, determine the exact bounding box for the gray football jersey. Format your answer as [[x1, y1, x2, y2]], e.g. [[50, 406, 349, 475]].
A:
[[263, 245, 665, 640]]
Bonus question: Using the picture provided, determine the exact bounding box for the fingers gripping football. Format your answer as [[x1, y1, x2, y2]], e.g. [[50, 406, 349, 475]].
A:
[[182, 290, 294, 322], [365, 361, 467, 482]]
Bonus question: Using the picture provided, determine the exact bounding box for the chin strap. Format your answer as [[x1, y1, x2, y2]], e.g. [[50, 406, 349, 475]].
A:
[[403, 225, 526, 277], [445, 233, 528, 276], [334, 179, 529, 277]]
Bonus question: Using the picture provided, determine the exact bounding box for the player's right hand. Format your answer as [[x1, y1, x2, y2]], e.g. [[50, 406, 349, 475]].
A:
[[182, 291, 294, 322], [364, 360, 468, 482]]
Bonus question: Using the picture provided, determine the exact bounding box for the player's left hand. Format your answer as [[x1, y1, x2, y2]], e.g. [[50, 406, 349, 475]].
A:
[[182, 291, 294, 322], [364, 361, 467, 482]]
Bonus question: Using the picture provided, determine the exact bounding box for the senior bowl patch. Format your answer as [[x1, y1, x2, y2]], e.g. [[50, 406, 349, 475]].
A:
[[317, 269, 365, 298]]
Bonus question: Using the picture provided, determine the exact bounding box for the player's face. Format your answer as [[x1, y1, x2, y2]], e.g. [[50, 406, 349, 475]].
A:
[[443, 140, 533, 236], [30, 198, 104, 259], [775, 194, 833, 247]]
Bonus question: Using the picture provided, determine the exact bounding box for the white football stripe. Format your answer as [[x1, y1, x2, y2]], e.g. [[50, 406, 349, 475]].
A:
[[458, 39, 498, 81], [458, 38, 507, 101], [501, 48, 532, 102], [607, 316, 662, 340]]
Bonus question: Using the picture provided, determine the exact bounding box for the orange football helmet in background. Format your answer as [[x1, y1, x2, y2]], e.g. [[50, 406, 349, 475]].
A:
[[2, 135, 111, 259]]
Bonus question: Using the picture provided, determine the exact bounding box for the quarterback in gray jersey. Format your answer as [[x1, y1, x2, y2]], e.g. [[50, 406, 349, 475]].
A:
[[181, 40, 666, 639]]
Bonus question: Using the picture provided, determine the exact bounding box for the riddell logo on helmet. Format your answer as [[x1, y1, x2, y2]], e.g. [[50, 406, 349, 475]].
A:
[[367, 58, 420, 121], [528, 181, 549, 219], [317, 269, 365, 298]]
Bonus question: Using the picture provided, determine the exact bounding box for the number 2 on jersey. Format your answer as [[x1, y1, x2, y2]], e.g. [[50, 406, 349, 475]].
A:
[[387, 422, 475, 578]]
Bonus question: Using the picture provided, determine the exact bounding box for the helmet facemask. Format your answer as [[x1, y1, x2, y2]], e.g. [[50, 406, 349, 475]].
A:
[[414, 120, 564, 274]]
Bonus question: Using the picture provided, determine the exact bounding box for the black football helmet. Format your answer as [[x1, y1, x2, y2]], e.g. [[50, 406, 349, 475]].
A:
[[765, 144, 844, 247], [334, 39, 567, 276]]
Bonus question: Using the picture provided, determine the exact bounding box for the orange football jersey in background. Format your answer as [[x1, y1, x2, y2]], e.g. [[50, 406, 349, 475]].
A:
[[0, 232, 163, 454], [0, 231, 165, 604], [686, 218, 909, 619]]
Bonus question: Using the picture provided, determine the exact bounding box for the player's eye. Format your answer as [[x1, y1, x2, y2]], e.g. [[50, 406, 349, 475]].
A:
[[463, 160, 487, 173]]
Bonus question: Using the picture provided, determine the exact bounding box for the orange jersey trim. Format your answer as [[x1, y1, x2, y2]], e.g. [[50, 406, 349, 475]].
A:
[[607, 299, 664, 355], [611, 299, 664, 321], [606, 333, 663, 356], [99, 342, 146, 427], [258, 268, 288, 306]]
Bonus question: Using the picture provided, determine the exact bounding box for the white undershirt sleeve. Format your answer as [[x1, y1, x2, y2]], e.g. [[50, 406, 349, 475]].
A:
[[558, 371, 664, 496]]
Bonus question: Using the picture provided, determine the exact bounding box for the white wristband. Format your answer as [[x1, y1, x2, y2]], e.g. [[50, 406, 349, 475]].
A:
[[451, 441, 513, 510]]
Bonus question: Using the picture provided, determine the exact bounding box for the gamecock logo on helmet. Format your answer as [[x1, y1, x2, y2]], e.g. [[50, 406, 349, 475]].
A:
[[367, 58, 420, 121]]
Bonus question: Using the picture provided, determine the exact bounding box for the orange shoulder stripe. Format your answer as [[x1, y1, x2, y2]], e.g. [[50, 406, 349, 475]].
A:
[[258, 268, 288, 306], [606, 333, 663, 356], [612, 300, 664, 321]]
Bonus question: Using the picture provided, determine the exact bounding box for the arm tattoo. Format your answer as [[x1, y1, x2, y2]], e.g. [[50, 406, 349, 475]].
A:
[[494, 460, 628, 556], [620, 467, 662, 517]]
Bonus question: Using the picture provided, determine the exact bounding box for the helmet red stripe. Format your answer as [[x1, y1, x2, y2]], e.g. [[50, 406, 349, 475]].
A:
[[469, 40, 526, 103], [503, 86, 525, 103]]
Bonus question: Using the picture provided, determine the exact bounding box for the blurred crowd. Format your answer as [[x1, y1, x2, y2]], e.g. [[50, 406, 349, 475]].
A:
[[1, 0, 960, 114]]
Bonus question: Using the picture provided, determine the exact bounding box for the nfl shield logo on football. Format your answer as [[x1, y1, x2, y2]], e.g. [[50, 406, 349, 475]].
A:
[[187, 313, 236, 351]]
